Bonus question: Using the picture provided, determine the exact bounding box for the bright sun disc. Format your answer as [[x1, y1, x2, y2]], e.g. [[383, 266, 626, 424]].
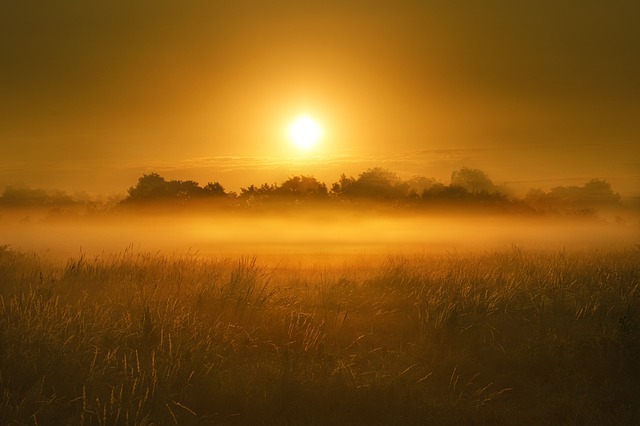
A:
[[288, 115, 322, 151]]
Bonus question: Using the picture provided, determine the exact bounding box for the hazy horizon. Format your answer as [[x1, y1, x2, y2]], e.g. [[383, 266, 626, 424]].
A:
[[1, 161, 639, 203]]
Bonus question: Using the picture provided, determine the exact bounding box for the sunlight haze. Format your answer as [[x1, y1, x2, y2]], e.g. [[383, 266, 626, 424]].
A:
[[1, 1, 639, 197]]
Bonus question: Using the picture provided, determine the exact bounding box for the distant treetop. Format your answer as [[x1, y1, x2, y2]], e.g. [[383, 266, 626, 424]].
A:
[[124, 173, 229, 203]]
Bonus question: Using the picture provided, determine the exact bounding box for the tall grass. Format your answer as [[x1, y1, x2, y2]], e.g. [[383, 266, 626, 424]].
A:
[[0, 245, 639, 424]]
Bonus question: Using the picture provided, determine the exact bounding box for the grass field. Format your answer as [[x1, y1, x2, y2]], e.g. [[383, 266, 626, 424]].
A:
[[1, 243, 639, 425]]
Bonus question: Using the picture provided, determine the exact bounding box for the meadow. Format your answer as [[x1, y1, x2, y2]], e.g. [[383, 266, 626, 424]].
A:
[[1, 241, 639, 425]]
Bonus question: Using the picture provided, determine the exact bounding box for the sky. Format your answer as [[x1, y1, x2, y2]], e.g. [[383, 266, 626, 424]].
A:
[[1, 0, 639, 197]]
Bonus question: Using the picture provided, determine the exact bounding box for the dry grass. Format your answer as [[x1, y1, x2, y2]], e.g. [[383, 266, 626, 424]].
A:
[[0, 245, 639, 424]]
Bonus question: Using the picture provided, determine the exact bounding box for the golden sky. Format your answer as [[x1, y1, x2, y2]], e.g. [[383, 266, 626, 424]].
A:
[[1, 1, 639, 196]]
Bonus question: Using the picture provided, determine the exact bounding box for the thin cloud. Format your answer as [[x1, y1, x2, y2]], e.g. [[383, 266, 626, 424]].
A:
[[118, 149, 486, 179]]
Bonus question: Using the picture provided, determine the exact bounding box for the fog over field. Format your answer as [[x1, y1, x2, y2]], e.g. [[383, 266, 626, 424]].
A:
[[1, 209, 636, 261]]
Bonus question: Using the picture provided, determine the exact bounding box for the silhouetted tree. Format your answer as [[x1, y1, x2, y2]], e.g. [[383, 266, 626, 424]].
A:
[[331, 174, 356, 196], [126, 173, 170, 202], [276, 176, 328, 199], [335, 168, 409, 199], [203, 182, 227, 197], [450, 168, 498, 193], [167, 180, 205, 200], [406, 176, 439, 197], [124, 173, 233, 204], [526, 179, 622, 211], [239, 183, 277, 205], [580, 179, 621, 206], [0, 186, 74, 207]]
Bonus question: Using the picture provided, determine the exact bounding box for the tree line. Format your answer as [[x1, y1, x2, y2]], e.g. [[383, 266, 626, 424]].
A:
[[121, 167, 507, 204], [118, 167, 622, 215], [0, 167, 624, 216]]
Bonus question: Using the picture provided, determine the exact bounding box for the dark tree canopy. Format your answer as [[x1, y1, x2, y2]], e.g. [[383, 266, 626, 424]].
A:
[[0, 187, 74, 207], [239, 176, 328, 205], [526, 179, 622, 210], [126, 173, 170, 202], [124, 173, 228, 203], [406, 176, 439, 197], [276, 176, 328, 198], [0, 168, 627, 220], [450, 168, 498, 194], [204, 182, 227, 197], [110, 169, 626, 217], [332, 168, 409, 199]]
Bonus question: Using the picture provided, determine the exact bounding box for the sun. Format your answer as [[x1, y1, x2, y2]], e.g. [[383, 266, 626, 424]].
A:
[[288, 114, 322, 151]]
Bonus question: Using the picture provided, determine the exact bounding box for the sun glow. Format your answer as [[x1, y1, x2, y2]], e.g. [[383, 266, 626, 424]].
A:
[[288, 115, 322, 151]]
